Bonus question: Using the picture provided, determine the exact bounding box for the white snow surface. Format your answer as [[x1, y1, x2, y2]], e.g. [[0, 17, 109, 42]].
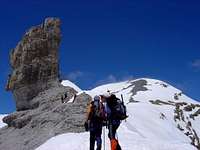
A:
[[37, 78, 200, 150], [61, 80, 82, 92], [0, 114, 7, 128], [67, 96, 75, 103]]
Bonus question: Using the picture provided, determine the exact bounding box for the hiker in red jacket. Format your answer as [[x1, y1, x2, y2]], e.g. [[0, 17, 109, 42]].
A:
[[85, 96, 106, 150]]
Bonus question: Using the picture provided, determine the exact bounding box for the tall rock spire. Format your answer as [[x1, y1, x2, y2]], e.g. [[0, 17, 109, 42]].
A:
[[6, 18, 61, 111]]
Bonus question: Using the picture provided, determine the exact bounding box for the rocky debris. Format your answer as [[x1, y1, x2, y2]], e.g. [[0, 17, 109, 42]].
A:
[[193, 109, 200, 117], [190, 109, 200, 120], [188, 129, 200, 149], [174, 103, 185, 122], [174, 93, 179, 100], [126, 80, 148, 103], [172, 102, 200, 149], [149, 100, 175, 106], [129, 80, 148, 96], [111, 79, 147, 103], [178, 92, 182, 96], [151, 98, 200, 150], [160, 113, 166, 120], [129, 97, 140, 103], [146, 92, 200, 150], [175, 102, 188, 106], [160, 83, 168, 88], [155, 82, 168, 88], [174, 92, 183, 100], [192, 129, 200, 149], [177, 124, 184, 131], [6, 18, 61, 111], [184, 104, 195, 112]]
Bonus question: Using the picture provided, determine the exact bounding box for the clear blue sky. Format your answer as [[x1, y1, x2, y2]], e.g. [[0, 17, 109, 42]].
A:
[[0, 0, 200, 113]]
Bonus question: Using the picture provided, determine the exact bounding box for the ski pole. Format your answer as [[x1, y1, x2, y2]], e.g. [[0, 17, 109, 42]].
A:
[[116, 130, 119, 141], [103, 127, 106, 150], [121, 94, 124, 104]]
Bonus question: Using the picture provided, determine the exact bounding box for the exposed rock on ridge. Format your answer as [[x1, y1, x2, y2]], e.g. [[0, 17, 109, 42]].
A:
[[0, 18, 92, 150], [6, 18, 61, 111]]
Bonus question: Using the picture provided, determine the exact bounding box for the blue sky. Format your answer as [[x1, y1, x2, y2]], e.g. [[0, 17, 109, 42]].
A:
[[0, 0, 200, 113]]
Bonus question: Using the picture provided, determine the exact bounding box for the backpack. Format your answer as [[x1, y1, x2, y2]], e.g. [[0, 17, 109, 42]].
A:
[[91, 99, 106, 120], [109, 94, 128, 120]]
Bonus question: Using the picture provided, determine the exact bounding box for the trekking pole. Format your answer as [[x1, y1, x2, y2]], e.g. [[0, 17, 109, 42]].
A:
[[116, 130, 118, 141], [121, 94, 124, 104], [121, 94, 128, 122], [103, 126, 106, 150], [115, 131, 122, 150], [115, 131, 119, 148]]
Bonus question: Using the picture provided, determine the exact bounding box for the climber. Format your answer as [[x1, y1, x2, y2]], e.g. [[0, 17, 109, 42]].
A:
[[100, 93, 127, 150], [5, 74, 11, 91], [85, 95, 106, 150], [61, 92, 68, 103]]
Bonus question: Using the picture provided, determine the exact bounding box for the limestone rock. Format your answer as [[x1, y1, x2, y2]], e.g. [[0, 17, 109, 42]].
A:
[[6, 18, 61, 111], [1, 84, 91, 150], [1, 18, 93, 150]]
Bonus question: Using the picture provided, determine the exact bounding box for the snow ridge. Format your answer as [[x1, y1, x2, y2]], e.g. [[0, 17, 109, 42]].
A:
[[12, 78, 200, 149]]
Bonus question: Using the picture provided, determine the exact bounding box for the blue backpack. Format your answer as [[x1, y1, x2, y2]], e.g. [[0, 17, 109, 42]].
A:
[[91, 97, 106, 120]]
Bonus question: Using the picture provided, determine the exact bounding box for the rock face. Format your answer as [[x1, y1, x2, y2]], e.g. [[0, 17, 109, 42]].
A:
[[0, 18, 92, 150], [6, 18, 61, 111], [0, 86, 91, 150]]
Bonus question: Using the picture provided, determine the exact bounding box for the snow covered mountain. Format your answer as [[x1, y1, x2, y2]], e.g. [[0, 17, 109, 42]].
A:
[[35, 78, 200, 150]]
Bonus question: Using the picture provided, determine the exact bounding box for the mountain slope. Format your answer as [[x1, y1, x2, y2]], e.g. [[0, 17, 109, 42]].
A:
[[36, 78, 200, 150]]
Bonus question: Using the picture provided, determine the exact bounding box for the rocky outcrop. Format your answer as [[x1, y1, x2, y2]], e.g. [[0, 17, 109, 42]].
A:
[[6, 18, 61, 111], [128, 80, 148, 103], [0, 86, 91, 150], [0, 18, 92, 150]]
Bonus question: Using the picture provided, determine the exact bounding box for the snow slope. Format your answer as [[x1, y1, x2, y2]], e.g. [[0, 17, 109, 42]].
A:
[[61, 80, 82, 92], [39, 78, 200, 150], [0, 115, 7, 128]]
